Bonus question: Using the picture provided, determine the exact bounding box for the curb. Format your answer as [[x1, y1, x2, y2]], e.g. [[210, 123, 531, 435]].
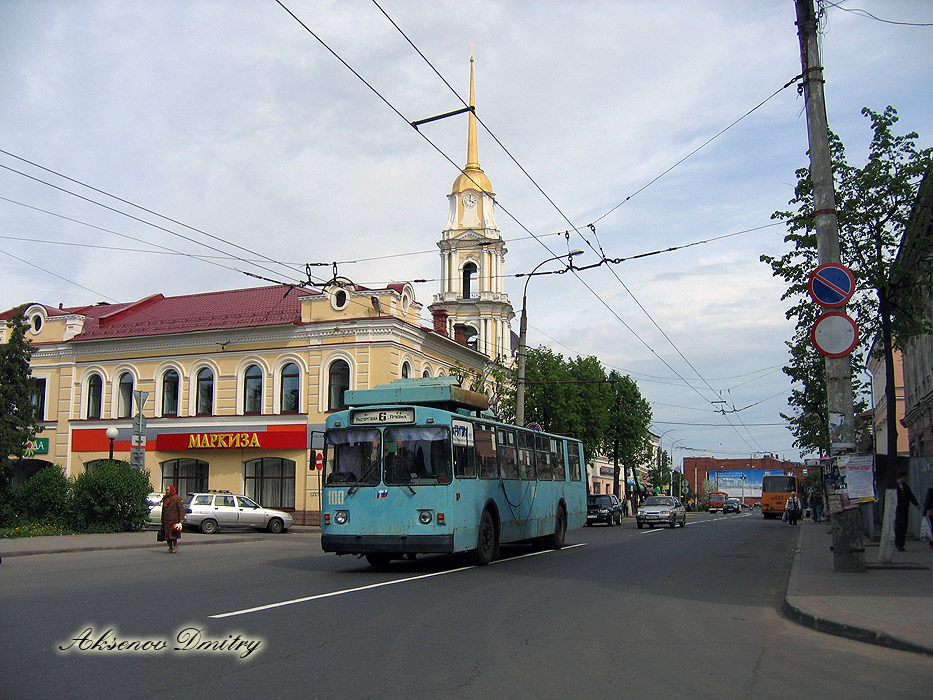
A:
[[782, 596, 933, 656], [0, 536, 260, 558]]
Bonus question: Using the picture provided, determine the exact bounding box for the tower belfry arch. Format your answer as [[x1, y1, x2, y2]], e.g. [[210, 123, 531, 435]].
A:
[[429, 55, 514, 362]]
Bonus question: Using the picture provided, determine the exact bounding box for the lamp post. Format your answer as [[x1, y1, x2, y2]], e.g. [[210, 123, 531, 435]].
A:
[[106, 426, 119, 461], [669, 438, 686, 496], [515, 249, 584, 426]]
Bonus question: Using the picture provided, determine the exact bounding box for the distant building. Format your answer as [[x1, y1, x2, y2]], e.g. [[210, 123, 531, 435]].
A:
[[683, 455, 806, 505]]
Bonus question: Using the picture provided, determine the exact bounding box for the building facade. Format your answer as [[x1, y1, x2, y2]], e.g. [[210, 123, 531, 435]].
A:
[[683, 455, 806, 506]]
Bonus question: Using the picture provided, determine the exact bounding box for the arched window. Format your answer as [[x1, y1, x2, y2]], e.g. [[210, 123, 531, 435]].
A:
[[244, 364, 262, 415], [422, 368, 431, 378], [280, 363, 300, 414], [328, 360, 350, 411], [162, 369, 179, 417], [401, 361, 411, 379], [87, 374, 103, 419], [196, 368, 214, 416], [245, 457, 296, 509], [117, 372, 134, 418], [160, 458, 209, 501], [462, 262, 477, 298]]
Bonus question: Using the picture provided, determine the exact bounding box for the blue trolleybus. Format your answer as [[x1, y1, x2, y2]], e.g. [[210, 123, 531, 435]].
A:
[[320, 377, 587, 567]]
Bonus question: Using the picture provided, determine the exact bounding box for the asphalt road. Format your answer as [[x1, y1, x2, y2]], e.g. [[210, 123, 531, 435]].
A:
[[1, 512, 930, 700]]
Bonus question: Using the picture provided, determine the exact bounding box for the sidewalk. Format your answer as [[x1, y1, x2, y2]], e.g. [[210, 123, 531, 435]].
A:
[[0, 525, 319, 558], [2, 520, 931, 655], [783, 517, 933, 655]]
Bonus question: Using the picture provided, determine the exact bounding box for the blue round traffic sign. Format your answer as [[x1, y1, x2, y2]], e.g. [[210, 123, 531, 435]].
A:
[[808, 263, 855, 308]]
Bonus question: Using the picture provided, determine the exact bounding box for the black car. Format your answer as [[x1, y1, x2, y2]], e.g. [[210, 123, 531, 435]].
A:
[[586, 494, 624, 526], [722, 498, 742, 514]]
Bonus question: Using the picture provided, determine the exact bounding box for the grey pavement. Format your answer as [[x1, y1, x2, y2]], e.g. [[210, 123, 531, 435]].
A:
[[2, 518, 931, 655], [783, 516, 933, 655]]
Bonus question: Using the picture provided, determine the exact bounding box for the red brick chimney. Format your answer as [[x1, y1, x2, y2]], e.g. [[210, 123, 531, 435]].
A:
[[432, 309, 449, 336]]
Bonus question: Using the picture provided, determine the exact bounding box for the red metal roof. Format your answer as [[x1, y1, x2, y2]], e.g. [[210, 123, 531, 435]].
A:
[[59, 285, 318, 341]]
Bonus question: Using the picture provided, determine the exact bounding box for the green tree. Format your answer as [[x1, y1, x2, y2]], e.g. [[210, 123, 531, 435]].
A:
[[0, 310, 39, 489], [603, 371, 653, 500], [521, 346, 612, 465], [763, 107, 932, 461]]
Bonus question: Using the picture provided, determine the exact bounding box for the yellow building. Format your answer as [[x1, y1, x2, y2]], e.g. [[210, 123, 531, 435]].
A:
[[2, 59, 511, 525]]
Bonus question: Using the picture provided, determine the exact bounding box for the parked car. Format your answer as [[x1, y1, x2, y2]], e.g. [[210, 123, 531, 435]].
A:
[[723, 499, 742, 514], [146, 493, 164, 525], [184, 491, 293, 534], [636, 496, 686, 529], [586, 494, 624, 526]]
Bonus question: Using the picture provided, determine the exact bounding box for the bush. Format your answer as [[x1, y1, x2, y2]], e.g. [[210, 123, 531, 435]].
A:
[[69, 460, 153, 532], [13, 464, 71, 523]]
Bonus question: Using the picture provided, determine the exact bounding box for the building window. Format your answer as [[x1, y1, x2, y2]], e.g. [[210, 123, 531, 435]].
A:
[[328, 360, 350, 411], [401, 361, 411, 379], [117, 372, 134, 418], [462, 262, 477, 298], [162, 369, 179, 417], [196, 368, 214, 416], [244, 364, 262, 415], [29, 378, 46, 421], [245, 457, 296, 509], [422, 368, 431, 378], [87, 374, 103, 419], [160, 459, 209, 501], [280, 362, 300, 414]]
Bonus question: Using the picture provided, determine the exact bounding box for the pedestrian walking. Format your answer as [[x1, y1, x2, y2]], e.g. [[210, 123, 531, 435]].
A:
[[785, 494, 801, 527], [893, 470, 919, 552], [161, 485, 185, 554], [810, 489, 824, 523]]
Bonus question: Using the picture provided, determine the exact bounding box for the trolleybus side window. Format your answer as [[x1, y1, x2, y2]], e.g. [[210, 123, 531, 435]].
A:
[[517, 430, 535, 480], [550, 438, 566, 481], [325, 428, 381, 485], [383, 426, 451, 485], [567, 442, 582, 481], [535, 434, 553, 480], [453, 421, 476, 479], [475, 423, 498, 479], [497, 428, 520, 480]]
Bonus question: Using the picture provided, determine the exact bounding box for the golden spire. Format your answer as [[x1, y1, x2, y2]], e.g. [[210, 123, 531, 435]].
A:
[[451, 52, 493, 195], [466, 54, 479, 170]]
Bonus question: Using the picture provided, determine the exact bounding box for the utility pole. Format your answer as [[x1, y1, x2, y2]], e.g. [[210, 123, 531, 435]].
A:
[[795, 0, 864, 572]]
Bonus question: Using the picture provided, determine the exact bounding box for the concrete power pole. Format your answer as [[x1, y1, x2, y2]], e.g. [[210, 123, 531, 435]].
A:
[[794, 0, 864, 572]]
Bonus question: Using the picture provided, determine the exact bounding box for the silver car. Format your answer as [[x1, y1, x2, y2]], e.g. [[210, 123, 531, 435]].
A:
[[147, 493, 164, 525], [636, 496, 687, 529], [184, 492, 293, 534]]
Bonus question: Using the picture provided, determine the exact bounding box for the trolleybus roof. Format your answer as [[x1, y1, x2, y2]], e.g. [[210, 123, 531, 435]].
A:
[[345, 377, 490, 413]]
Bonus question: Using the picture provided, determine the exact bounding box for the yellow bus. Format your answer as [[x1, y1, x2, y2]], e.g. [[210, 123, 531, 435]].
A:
[[761, 474, 802, 519]]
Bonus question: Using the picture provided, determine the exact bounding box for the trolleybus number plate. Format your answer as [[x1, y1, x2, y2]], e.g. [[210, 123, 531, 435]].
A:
[[350, 408, 415, 425]]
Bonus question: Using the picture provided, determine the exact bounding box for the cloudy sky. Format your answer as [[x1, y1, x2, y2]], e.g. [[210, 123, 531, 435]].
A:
[[1, 1, 930, 464]]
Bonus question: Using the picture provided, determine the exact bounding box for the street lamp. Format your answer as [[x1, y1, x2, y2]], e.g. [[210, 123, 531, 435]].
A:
[[515, 249, 584, 426], [106, 426, 119, 461], [669, 438, 686, 496]]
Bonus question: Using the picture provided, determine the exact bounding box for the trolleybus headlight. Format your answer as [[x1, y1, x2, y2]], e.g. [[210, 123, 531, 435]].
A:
[[418, 510, 433, 525], [334, 510, 349, 525]]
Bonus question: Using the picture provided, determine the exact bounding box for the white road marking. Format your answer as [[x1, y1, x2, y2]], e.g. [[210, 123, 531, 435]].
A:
[[210, 543, 586, 619]]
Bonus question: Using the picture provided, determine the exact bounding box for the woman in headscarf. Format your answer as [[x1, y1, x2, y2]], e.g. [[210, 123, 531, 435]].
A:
[[161, 486, 185, 553]]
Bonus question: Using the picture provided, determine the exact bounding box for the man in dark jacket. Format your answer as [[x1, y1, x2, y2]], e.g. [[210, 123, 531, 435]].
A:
[[894, 470, 919, 552]]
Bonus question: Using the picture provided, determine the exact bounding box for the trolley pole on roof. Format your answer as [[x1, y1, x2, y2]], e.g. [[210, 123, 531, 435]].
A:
[[795, 0, 863, 572]]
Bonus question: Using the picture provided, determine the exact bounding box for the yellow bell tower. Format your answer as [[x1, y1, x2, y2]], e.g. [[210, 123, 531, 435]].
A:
[[429, 55, 514, 362]]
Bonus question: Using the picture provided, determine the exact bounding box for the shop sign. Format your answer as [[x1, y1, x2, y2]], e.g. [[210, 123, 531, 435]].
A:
[[187, 432, 262, 449], [25, 437, 49, 455]]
